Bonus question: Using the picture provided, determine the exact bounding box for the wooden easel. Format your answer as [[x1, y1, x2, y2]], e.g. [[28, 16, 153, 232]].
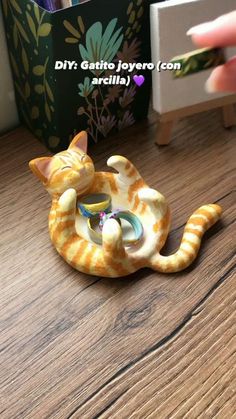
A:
[[156, 95, 236, 145]]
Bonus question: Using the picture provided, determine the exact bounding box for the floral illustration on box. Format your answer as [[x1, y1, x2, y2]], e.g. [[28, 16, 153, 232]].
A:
[[3, 0, 146, 148], [2, 0, 59, 149], [63, 0, 144, 142]]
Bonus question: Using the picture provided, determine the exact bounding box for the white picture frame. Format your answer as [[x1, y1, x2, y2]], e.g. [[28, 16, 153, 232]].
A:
[[150, 0, 236, 115]]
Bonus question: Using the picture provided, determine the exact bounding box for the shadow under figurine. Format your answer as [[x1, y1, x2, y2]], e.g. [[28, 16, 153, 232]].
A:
[[29, 131, 222, 278]]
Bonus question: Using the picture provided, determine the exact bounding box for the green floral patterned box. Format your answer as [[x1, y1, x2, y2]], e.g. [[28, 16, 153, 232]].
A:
[[2, 0, 162, 151]]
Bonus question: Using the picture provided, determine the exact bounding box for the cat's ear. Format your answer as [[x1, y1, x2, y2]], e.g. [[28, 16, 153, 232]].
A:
[[29, 157, 52, 184], [69, 131, 88, 153]]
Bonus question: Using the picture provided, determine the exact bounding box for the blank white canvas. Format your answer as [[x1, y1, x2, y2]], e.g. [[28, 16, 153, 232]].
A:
[[151, 0, 236, 114]]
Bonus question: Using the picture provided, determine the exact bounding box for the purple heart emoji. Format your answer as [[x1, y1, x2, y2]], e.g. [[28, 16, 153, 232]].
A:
[[133, 75, 145, 87]]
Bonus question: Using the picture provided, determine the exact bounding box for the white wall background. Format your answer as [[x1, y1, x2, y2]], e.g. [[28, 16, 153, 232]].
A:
[[151, 0, 236, 114], [0, 6, 19, 134]]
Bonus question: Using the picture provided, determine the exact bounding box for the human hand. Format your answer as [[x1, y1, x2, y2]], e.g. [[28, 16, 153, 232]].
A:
[[187, 11, 236, 93]]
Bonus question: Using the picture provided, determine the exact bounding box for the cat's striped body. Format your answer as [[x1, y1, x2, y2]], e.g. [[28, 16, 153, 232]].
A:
[[29, 131, 222, 278]]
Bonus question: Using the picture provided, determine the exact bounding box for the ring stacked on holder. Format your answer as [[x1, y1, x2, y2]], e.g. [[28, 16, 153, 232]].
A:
[[88, 210, 144, 246], [77, 194, 144, 246], [77, 193, 111, 217]]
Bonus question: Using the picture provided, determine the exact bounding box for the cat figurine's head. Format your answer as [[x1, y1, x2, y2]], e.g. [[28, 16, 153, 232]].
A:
[[29, 131, 95, 196]]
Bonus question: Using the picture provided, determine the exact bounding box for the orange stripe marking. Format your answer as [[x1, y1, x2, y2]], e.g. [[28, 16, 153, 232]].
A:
[[184, 227, 203, 238], [153, 208, 170, 233], [139, 203, 146, 215], [132, 258, 149, 269], [132, 195, 140, 212], [188, 216, 208, 228], [83, 247, 96, 270], [104, 243, 126, 259], [209, 204, 222, 216], [153, 220, 161, 233], [128, 166, 137, 178], [177, 256, 189, 270], [180, 247, 194, 258], [128, 179, 145, 202], [111, 261, 130, 276], [52, 220, 75, 243], [93, 259, 109, 277], [157, 233, 167, 251], [182, 239, 200, 252], [51, 202, 59, 212], [108, 174, 118, 194], [60, 234, 81, 259], [195, 208, 214, 219], [70, 240, 88, 267], [163, 261, 175, 273], [91, 173, 105, 192], [125, 161, 131, 170], [57, 209, 75, 217]]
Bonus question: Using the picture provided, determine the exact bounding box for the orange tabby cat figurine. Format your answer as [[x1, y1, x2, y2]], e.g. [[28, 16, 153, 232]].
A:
[[29, 131, 222, 278]]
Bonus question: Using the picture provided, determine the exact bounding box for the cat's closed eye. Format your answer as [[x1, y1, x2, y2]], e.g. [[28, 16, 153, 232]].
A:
[[61, 165, 71, 171]]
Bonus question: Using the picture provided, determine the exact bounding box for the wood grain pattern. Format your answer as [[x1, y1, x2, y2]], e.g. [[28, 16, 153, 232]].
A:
[[0, 108, 235, 419], [222, 104, 236, 128], [158, 95, 236, 122], [156, 120, 174, 145]]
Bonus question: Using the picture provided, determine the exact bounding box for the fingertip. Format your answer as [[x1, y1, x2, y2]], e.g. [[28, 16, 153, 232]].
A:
[[205, 67, 221, 93], [186, 21, 219, 47], [205, 61, 236, 94], [187, 11, 236, 48], [186, 21, 214, 37]]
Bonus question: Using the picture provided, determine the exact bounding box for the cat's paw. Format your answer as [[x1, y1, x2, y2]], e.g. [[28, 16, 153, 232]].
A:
[[58, 188, 77, 211], [107, 155, 139, 181], [138, 188, 167, 216], [102, 218, 126, 258], [107, 155, 129, 172], [102, 218, 122, 243], [138, 188, 160, 203]]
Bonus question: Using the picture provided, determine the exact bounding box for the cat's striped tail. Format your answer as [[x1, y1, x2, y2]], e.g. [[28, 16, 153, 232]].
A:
[[150, 204, 222, 273]]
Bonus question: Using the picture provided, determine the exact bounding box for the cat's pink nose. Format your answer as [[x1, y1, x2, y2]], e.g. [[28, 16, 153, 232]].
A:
[[79, 167, 86, 175]]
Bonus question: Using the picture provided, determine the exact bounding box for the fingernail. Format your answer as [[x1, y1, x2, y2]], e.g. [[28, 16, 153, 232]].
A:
[[186, 21, 214, 36], [205, 76, 217, 93]]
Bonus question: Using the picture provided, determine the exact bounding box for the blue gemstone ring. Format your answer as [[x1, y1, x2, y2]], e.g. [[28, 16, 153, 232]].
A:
[[88, 210, 144, 246]]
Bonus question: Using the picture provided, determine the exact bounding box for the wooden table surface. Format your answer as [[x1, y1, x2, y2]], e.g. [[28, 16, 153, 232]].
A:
[[0, 110, 235, 419]]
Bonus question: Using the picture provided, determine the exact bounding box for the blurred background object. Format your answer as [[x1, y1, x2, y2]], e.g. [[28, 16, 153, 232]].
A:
[[0, 6, 19, 135]]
